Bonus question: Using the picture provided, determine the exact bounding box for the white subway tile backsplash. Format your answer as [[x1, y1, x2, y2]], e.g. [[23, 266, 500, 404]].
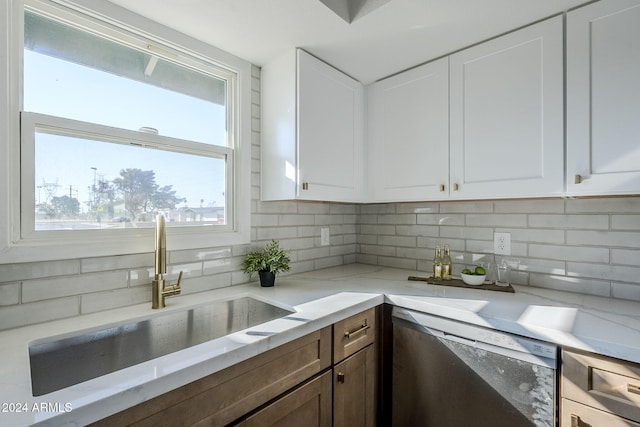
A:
[[0, 260, 79, 282], [611, 214, 640, 230], [611, 282, 640, 302], [360, 244, 396, 257], [395, 225, 439, 237], [612, 249, 640, 266], [568, 262, 640, 283], [567, 230, 640, 248], [440, 201, 493, 213], [529, 244, 609, 263], [378, 235, 417, 248], [528, 214, 609, 230], [377, 214, 416, 225], [509, 228, 565, 244], [495, 199, 564, 213], [181, 273, 232, 294], [0, 297, 79, 330], [566, 198, 640, 213], [396, 203, 439, 214], [22, 272, 127, 303], [81, 254, 153, 274], [0, 283, 19, 306], [81, 286, 151, 314], [466, 214, 527, 227]]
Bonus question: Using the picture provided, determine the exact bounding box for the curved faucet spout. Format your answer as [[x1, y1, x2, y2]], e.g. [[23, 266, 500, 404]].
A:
[[155, 214, 166, 277], [152, 214, 182, 309]]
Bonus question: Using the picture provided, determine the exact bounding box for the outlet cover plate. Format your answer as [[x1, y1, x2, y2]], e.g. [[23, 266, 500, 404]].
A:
[[321, 227, 330, 246], [494, 232, 511, 255]]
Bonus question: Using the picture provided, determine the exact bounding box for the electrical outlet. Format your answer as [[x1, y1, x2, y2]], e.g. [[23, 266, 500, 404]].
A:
[[320, 227, 330, 246], [494, 232, 511, 255]]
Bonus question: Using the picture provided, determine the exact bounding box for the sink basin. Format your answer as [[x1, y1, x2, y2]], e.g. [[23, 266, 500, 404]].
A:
[[29, 296, 294, 396]]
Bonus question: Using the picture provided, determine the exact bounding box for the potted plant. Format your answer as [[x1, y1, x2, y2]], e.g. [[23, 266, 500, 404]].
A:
[[242, 240, 291, 287]]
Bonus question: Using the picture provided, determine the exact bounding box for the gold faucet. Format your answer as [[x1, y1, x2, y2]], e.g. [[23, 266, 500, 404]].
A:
[[152, 214, 182, 309]]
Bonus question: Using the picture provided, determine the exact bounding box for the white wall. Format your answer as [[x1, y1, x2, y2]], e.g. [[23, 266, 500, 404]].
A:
[[1, 65, 639, 331]]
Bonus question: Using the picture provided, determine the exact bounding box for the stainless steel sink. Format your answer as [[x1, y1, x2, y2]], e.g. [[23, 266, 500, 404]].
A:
[[29, 296, 294, 396]]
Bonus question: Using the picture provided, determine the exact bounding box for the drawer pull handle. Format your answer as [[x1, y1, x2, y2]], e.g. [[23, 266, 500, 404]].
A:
[[629, 383, 640, 395], [344, 323, 370, 339], [570, 413, 580, 427], [337, 372, 345, 383], [439, 184, 445, 192]]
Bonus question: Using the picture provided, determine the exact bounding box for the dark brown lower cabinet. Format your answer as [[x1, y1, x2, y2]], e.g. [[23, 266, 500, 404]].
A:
[[89, 307, 382, 427], [333, 344, 376, 427], [90, 326, 332, 427], [239, 371, 332, 427]]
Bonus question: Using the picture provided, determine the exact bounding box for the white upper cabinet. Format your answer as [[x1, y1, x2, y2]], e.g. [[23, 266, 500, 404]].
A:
[[261, 49, 365, 202], [449, 16, 564, 199], [567, 0, 640, 196], [367, 58, 449, 202]]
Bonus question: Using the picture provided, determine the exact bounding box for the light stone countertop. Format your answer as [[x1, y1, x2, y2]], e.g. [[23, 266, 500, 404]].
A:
[[1, 263, 640, 426]]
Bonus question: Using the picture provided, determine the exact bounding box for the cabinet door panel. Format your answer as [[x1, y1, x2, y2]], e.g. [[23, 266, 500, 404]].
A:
[[567, 0, 640, 195], [450, 16, 564, 199], [368, 58, 449, 201], [298, 50, 364, 201], [242, 372, 332, 427], [334, 345, 376, 427]]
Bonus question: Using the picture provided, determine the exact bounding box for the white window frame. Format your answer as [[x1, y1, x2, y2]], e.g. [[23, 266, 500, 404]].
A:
[[0, 0, 251, 263]]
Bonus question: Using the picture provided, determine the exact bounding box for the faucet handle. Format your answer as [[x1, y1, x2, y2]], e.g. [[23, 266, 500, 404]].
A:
[[175, 271, 183, 288]]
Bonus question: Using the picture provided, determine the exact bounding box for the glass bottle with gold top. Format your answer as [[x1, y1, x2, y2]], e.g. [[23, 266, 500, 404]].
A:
[[433, 245, 442, 279], [442, 245, 452, 280]]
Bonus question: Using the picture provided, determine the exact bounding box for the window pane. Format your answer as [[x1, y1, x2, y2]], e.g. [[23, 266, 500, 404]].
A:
[[34, 131, 226, 230], [24, 11, 228, 146]]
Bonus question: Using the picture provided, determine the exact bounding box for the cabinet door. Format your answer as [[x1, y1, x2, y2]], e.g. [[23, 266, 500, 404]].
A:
[[449, 16, 564, 199], [334, 345, 376, 427], [567, 0, 640, 196], [561, 398, 640, 427], [297, 50, 365, 202], [241, 372, 332, 427], [367, 58, 449, 201]]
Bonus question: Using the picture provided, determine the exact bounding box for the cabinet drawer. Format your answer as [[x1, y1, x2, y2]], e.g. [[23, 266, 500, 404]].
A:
[[333, 308, 376, 362], [562, 398, 640, 427], [562, 349, 640, 423]]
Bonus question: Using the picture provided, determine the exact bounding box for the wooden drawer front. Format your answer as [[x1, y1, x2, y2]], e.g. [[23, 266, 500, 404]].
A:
[[562, 349, 640, 423], [92, 326, 332, 427], [562, 398, 640, 427], [241, 371, 332, 427], [334, 307, 376, 362]]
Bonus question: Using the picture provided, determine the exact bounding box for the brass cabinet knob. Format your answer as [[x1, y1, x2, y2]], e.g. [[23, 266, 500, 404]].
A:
[[439, 184, 445, 192], [337, 372, 345, 383], [453, 183, 460, 191], [302, 182, 309, 190], [574, 174, 582, 184]]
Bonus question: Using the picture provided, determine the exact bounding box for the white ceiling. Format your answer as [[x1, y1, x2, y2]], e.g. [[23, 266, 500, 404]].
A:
[[107, 0, 589, 84]]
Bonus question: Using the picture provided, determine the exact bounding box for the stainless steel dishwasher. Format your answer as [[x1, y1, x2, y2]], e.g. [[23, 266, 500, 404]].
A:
[[392, 307, 557, 427]]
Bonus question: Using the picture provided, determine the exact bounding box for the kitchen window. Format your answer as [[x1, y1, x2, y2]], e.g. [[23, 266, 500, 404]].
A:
[[0, 0, 251, 262]]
